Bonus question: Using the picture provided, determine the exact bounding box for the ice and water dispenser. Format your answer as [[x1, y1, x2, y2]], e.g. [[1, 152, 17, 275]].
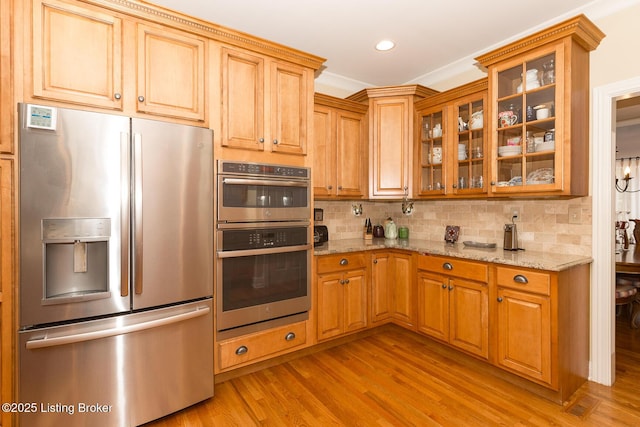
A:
[[41, 218, 111, 302]]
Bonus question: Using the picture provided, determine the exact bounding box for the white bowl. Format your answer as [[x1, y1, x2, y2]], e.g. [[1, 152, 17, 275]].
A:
[[498, 146, 522, 157], [535, 140, 555, 152]]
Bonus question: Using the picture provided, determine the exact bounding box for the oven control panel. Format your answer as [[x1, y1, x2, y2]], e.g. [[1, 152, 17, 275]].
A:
[[219, 160, 309, 179], [220, 227, 308, 251]]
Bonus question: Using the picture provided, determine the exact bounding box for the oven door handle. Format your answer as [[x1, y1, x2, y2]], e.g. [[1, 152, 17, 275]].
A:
[[222, 177, 309, 188], [217, 244, 311, 259]]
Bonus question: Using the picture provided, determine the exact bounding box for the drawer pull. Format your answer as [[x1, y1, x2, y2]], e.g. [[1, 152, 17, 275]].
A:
[[235, 345, 248, 356], [285, 332, 296, 341], [513, 274, 529, 284], [340, 258, 349, 266], [443, 262, 453, 271]]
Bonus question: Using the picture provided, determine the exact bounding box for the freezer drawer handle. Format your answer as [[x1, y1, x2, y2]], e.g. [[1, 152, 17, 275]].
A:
[[25, 305, 211, 350]]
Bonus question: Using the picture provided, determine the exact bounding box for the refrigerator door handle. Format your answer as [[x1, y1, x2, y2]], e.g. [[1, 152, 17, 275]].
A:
[[121, 131, 130, 297], [25, 305, 211, 350], [133, 133, 143, 295]]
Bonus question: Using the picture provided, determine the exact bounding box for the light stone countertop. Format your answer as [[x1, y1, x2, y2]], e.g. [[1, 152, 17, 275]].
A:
[[313, 238, 592, 272]]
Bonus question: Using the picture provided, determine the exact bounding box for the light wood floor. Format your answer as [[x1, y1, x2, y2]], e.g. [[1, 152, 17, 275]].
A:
[[146, 315, 640, 426]]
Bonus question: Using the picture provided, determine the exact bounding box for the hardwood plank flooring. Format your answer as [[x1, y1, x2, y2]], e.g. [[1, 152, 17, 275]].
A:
[[146, 315, 640, 426]]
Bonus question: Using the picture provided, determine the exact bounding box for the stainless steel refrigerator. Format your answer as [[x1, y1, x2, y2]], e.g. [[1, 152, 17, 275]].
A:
[[17, 103, 214, 427]]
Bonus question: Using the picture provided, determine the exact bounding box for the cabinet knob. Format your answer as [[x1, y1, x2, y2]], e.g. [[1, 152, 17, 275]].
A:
[[338, 186, 343, 190], [259, 138, 265, 143], [373, 259, 378, 264], [339, 258, 348, 266], [137, 95, 145, 102], [452, 184, 457, 189], [448, 285, 454, 291], [442, 284, 447, 289], [327, 185, 333, 190], [497, 297, 503, 303], [114, 93, 121, 100], [490, 181, 497, 186], [345, 279, 350, 284], [285, 332, 296, 341], [235, 345, 248, 355], [442, 262, 453, 271], [273, 139, 279, 145], [513, 274, 529, 284]]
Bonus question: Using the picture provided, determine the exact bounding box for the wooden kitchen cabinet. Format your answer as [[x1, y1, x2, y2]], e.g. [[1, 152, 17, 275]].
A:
[[348, 85, 437, 199], [369, 251, 414, 327], [416, 255, 489, 359], [0, 159, 14, 427], [30, 0, 207, 122], [313, 93, 368, 199], [221, 46, 312, 156], [0, 0, 12, 154], [414, 79, 488, 198], [217, 321, 307, 371], [476, 15, 604, 196], [493, 264, 589, 401], [316, 253, 368, 341]]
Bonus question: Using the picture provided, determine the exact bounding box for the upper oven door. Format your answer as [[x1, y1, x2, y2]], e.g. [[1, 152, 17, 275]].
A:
[[217, 175, 310, 223]]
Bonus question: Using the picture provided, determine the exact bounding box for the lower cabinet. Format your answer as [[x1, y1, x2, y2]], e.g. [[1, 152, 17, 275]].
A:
[[416, 255, 489, 360], [370, 251, 414, 327], [316, 253, 368, 341], [217, 321, 307, 371], [493, 264, 589, 401]]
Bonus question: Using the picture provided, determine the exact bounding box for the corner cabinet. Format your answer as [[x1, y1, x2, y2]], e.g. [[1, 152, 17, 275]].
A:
[[370, 251, 414, 328], [316, 253, 368, 341], [348, 85, 437, 199], [221, 46, 313, 156], [29, 0, 207, 122], [476, 15, 604, 197], [415, 80, 488, 198], [313, 94, 368, 199]]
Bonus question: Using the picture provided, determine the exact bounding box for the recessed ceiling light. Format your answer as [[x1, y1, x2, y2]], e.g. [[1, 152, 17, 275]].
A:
[[375, 40, 395, 51]]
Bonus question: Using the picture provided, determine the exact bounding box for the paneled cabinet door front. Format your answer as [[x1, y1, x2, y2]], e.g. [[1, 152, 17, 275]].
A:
[[32, 0, 123, 109], [136, 23, 206, 121], [270, 61, 309, 156], [416, 271, 448, 341], [448, 278, 488, 359]]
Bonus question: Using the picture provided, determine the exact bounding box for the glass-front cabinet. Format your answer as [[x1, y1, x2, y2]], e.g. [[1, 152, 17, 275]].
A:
[[477, 15, 605, 197], [415, 79, 488, 198]]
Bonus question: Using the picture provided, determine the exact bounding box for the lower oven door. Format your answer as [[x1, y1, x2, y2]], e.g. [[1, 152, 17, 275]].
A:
[[216, 231, 311, 331]]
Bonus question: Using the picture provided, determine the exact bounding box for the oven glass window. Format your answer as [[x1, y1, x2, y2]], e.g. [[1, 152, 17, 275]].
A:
[[222, 183, 307, 209], [221, 250, 307, 311]]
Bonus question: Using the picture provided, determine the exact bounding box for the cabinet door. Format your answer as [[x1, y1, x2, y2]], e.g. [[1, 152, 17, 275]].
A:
[[32, 0, 123, 109], [496, 287, 551, 384], [371, 97, 411, 198], [312, 105, 334, 197], [391, 253, 414, 326], [317, 273, 343, 341], [370, 253, 391, 323], [221, 47, 265, 151], [453, 95, 487, 195], [335, 109, 366, 197], [0, 0, 12, 153], [343, 270, 367, 333], [270, 61, 308, 155], [416, 271, 448, 341], [0, 159, 14, 426], [449, 278, 488, 359], [136, 23, 205, 121]]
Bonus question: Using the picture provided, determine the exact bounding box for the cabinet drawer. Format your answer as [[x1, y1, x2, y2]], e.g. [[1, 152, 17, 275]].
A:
[[317, 252, 366, 274], [496, 267, 551, 296], [218, 321, 307, 370], [417, 255, 488, 282]]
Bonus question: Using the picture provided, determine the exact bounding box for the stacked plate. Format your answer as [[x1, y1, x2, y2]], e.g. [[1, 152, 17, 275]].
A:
[[498, 145, 522, 157], [458, 144, 467, 160]]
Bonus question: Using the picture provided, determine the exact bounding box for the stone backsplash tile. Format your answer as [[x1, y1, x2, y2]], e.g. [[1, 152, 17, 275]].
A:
[[314, 197, 592, 257]]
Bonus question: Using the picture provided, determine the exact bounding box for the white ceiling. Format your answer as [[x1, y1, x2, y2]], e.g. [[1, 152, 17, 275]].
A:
[[148, 0, 633, 90]]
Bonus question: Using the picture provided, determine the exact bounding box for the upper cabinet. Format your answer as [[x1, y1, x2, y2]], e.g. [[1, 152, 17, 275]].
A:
[[348, 85, 437, 199], [30, 0, 207, 122], [415, 80, 488, 198], [476, 15, 605, 197], [313, 93, 368, 199], [0, 0, 12, 154], [220, 46, 313, 156]]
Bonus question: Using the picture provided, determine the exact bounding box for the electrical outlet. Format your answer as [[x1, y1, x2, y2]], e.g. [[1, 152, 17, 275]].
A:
[[511, 208, 520, 221], [568, 206, 582, 224]]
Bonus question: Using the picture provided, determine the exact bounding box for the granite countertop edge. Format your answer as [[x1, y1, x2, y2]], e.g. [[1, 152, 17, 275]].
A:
[[313, 238, 593, 272]]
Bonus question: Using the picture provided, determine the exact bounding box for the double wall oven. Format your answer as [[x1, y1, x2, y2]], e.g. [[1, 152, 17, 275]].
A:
[[216, 161, 311, 335]]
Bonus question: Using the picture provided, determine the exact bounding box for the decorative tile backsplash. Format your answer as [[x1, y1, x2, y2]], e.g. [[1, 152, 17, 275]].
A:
[[314, 197, 592, 257]]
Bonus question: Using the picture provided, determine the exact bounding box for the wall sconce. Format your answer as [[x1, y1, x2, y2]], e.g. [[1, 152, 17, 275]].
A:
[[616, 166, 634, 193], [401, 186, 414, 215], [352, 203, 363, 216]]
